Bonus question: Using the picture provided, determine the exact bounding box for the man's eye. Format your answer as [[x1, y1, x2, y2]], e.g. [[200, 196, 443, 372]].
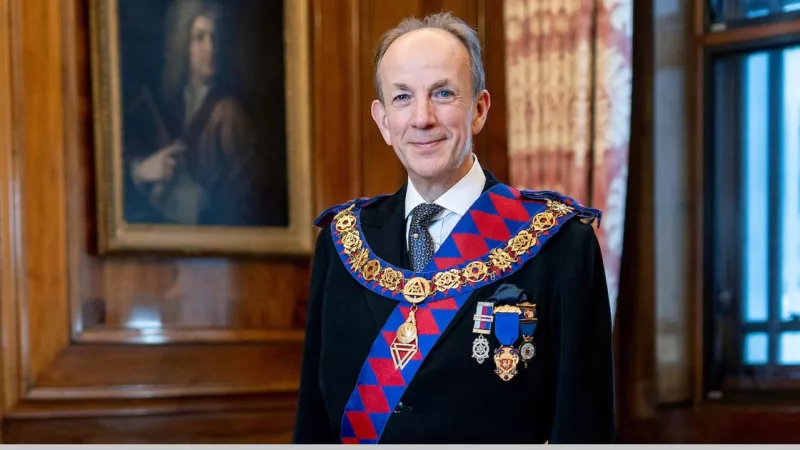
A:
[[435, 90, 454, 98], [394, 94, 411, 102]]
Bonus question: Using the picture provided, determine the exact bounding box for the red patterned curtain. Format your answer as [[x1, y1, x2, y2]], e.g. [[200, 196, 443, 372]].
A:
[[504, 0, 632, 319]]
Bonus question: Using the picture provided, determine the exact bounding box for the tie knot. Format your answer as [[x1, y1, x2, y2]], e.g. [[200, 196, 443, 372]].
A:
[[410, 203, 443, 227]]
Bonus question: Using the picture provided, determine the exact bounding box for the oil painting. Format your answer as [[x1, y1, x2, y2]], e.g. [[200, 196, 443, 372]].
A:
[[91, 0, 313, 255]]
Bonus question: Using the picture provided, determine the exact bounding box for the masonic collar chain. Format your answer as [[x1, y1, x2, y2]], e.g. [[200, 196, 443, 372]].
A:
[[331, 186, 577, 371]]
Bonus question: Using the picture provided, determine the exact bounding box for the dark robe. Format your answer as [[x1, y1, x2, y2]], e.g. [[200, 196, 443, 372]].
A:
[[122, 83, 288, 227], [293, 171, 615, 444]]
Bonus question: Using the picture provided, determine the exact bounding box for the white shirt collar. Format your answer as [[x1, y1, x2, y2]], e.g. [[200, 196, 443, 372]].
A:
[[404, 154, 486, 219], [184, 84, 210, 123]]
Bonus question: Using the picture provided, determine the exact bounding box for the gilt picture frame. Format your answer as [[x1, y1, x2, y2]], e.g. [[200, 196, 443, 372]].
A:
[[90, 0, 313, 255]]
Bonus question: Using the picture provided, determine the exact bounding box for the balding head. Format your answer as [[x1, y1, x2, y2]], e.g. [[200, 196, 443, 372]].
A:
[[373, 12, 485, 104]]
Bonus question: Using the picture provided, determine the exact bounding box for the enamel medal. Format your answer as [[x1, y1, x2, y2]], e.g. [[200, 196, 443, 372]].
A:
[[471, 301, 494, 364], [518, 302, 538, 368], [492, 304, 521, 381]]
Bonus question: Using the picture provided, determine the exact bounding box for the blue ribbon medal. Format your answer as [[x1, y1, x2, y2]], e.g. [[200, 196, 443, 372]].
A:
[[490, 284, 526, 382]]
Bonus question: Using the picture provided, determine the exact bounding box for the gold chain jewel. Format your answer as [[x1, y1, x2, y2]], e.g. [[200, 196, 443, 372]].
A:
[[334, 200, 573, 301]]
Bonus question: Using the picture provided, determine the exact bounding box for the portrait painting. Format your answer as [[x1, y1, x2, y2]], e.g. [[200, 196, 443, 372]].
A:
[[90, 0, 313, 255]]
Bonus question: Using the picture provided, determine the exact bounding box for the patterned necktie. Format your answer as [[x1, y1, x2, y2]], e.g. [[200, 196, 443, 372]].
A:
[[408, 203, 444, 272]]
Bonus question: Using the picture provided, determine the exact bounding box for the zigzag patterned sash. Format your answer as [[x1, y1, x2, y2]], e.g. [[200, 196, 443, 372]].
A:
[[322, 184, 600, 444]]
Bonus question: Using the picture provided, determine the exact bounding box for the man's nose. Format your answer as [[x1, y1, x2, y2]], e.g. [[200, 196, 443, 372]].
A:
[[410, 98, 436, 128]]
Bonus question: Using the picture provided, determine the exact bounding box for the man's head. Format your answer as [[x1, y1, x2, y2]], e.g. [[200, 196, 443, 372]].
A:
[[188, 13, 217, 85], [371, 12, 491, 188], [163, 0, 221, 98]]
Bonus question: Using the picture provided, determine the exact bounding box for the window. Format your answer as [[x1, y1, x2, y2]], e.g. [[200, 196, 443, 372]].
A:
[[707, 40, 800, 390], [709, 0, 800, 26]]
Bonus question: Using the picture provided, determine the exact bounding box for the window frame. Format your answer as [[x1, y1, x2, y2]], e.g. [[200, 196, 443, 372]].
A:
[[699, 3, 800, 400], [707, 0, 800, 31]]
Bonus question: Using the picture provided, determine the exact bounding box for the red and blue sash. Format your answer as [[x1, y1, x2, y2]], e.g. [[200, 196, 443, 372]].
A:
[[317, 184, 600, 444]]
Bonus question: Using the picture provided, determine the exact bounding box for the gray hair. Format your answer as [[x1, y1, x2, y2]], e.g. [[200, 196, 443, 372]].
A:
[[162, 0, 222, 101], [373, 12, 485, 103]]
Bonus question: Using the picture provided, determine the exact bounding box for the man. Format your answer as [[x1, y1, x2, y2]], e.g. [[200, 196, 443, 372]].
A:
[[123, 0, 285, 227], [294, 12, 614, 444]]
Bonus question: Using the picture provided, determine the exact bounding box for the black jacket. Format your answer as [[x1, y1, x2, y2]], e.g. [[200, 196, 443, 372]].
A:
[[293, 171, 615, 444]]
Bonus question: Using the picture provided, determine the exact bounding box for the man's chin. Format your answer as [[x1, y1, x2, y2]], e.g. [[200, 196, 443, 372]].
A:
[[407, 163, 456, 182], [197, 68, 215, 81]]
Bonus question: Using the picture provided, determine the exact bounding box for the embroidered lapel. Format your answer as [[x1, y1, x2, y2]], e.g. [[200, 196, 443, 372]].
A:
[[359, 186, 410, 332]]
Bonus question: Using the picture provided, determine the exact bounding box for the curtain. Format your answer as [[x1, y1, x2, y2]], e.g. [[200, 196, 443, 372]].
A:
[[504, 0, 632, 319]]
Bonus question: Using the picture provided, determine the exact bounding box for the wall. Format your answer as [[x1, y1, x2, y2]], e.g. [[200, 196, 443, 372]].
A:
[[0, 0, 507, 443], [654, 0, 693, 404]]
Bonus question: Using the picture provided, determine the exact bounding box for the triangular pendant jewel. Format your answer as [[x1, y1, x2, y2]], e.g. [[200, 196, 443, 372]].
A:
[[390, 340, 417, 370]]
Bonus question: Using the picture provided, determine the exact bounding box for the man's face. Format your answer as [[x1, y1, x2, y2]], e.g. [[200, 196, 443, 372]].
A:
[[371, 29, 490, 186], [189, 15, 216, 83]]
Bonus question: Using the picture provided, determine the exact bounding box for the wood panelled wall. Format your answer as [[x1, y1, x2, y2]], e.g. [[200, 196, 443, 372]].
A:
[[0, 0, 507, 443]]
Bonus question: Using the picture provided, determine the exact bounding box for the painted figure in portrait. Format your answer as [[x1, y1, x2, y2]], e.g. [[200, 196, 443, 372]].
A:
[[120, 0, 288, 227]]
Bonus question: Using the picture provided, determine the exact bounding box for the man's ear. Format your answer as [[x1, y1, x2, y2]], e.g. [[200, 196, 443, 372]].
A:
[[371, 99, 392, 145], [471, 90, 491, 135]]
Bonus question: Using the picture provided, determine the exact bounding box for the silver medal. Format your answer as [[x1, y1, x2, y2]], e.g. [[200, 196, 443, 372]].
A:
[[471, 334, 490, 364], [520, 340, 536, 368]]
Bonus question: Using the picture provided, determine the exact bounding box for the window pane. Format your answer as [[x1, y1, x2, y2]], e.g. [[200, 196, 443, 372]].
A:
[[711, 45, 800, 374], [744, 0, 771, 18], [743, 52, 770, 323], [785, 1, 800, 12], [782, 48, 800, 322], [745, 332, 769, 364], [779, 332, 800, 364], [710, 0, 800, 23]]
